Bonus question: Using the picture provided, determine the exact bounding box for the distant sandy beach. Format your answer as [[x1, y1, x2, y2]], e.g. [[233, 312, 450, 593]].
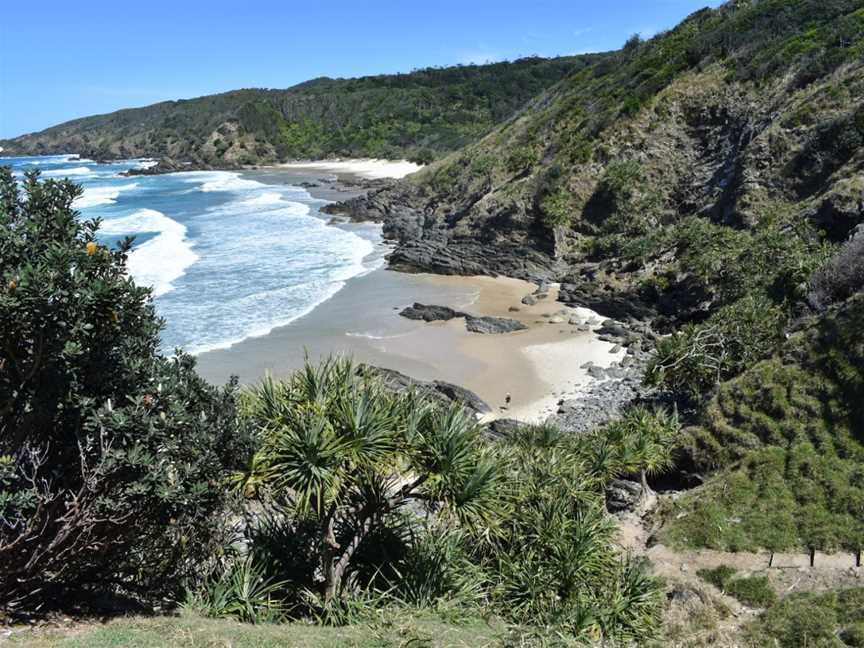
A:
[[277, 159, 423, 179]]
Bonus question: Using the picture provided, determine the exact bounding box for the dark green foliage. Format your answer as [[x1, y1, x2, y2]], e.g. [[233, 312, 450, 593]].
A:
[[239, 358, 503, 604], [645, 212, 829, 403], [200, 386, 666, 642], [0, 170, 249, 612], [660, 294, 864, 552], [478, 425, 665, 642], [725, 575, 777, 608], [646, 295, 787, 403], [696, 565, 738, 591]]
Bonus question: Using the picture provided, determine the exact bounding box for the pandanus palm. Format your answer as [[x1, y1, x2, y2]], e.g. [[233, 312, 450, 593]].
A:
[[610, 405, 680, 499], [246, 357, 503, 602]]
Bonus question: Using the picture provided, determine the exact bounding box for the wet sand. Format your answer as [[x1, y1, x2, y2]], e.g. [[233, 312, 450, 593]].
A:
[[196, 270, 623, 423], [196, 162, 622, 423]]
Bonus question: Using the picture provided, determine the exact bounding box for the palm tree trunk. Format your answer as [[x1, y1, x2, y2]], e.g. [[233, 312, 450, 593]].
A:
[[640, 468, 650, 499], [323, 515, 373, 603]]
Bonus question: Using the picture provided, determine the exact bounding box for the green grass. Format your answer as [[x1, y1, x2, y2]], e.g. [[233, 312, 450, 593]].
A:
[[696, 566, 777, 608], [744, 588, 864, 648], [7, 611, 507, 648], [659, 295, 864, 553]]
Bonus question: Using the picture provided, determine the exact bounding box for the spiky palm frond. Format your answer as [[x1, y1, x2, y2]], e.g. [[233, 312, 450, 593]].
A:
[[329, 383, 400, 470], [265, 414, 348, 516], [227, 448, 271, 498]]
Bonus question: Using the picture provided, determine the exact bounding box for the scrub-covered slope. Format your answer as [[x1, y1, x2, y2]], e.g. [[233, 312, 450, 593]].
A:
[[0, 56, 590, 166]]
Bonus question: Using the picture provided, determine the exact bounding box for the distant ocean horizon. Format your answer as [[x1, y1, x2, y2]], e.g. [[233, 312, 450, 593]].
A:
[[3, 154, 385, 354]]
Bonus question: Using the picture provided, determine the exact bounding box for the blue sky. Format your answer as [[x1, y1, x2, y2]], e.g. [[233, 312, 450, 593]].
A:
[[0, 0, 723, 139]]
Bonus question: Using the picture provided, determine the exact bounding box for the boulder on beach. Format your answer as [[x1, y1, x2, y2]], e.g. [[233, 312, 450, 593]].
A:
[[399, 303, 467, 322], [465, 315, 528, 334], [521, 294, 537, 306]]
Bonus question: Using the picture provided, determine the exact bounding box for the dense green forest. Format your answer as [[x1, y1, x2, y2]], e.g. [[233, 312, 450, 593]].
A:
[[0, 56, 591, 165]]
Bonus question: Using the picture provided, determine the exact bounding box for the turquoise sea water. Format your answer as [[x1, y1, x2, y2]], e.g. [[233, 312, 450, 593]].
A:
[[3, 154, 384, 354]]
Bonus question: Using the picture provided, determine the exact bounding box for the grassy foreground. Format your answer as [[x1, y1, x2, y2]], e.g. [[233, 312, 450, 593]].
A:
[[6, 612, 507, 648]]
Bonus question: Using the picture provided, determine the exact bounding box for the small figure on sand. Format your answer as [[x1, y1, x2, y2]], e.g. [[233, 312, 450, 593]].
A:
[[505, 392, 512, 406]]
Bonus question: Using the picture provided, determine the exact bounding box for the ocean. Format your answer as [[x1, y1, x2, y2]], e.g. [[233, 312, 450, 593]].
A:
[[3, 154, 385, 354]]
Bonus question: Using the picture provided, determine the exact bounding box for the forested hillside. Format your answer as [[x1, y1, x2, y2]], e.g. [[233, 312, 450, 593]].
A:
[[0, 56, 591, 165]]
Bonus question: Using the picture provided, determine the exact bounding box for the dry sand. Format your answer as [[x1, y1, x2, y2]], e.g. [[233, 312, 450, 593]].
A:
[[196, 269, 623, 424], [277, 159, 423, 179]]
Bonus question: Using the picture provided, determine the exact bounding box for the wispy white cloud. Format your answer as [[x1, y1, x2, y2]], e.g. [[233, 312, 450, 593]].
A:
[[573, 27, 592, 37]]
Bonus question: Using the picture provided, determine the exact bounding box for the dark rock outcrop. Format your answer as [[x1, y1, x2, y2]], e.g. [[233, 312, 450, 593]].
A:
[[485, 418, 524, 439], [120, 157, 223, 176], [464, 316, 528, 334], [605, 479, 644, 513], [362, 366, 491, 415], [400, 304, 527, 334], [399, 303, 467, 322]]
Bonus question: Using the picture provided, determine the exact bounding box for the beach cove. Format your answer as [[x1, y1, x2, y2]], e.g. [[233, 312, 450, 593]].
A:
[[196, 160, 625, 423]]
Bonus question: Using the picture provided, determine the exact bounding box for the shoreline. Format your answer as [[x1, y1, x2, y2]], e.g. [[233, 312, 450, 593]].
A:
[[195, 271, 624, 423], [194, 158, 625, 424]]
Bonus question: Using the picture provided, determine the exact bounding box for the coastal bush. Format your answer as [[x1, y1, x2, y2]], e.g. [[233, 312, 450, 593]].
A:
[[224, 388, 667, 642], [240, 358, 504, 604], [646, 294, 786, 403], [479, 424, 665, 642], [0, 169, 249, 613], [744, 588, 864, 648], [697, 566, 776, 608]]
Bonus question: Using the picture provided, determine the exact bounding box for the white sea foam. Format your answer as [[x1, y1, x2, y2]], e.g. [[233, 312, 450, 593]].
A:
[[43, 166, 92, 177], [237, 191, 287, 207], [189, 171, 266, 193], [74, 182, 138, 209], [99, 209, 198, 297]]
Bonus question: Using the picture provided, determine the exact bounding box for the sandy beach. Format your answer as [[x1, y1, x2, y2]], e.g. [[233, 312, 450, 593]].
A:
[[194, 160, 622, 423], [277, 159, 423, 179], [196, 269, 622, 423]]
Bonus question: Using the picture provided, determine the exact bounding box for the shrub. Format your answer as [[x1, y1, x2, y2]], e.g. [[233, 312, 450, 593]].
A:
[[183, 557, 287, 624], [697, 565, 738, 591], [697, 566, 776, 608], [646, 294, 786, 403], [743, 589, 864, 648], [242, 358, 504, 603], [0, 169, 248, 612], [482, 425, 665, 642], [539, 189, 574, 228], [725, 575, 777, 608]]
